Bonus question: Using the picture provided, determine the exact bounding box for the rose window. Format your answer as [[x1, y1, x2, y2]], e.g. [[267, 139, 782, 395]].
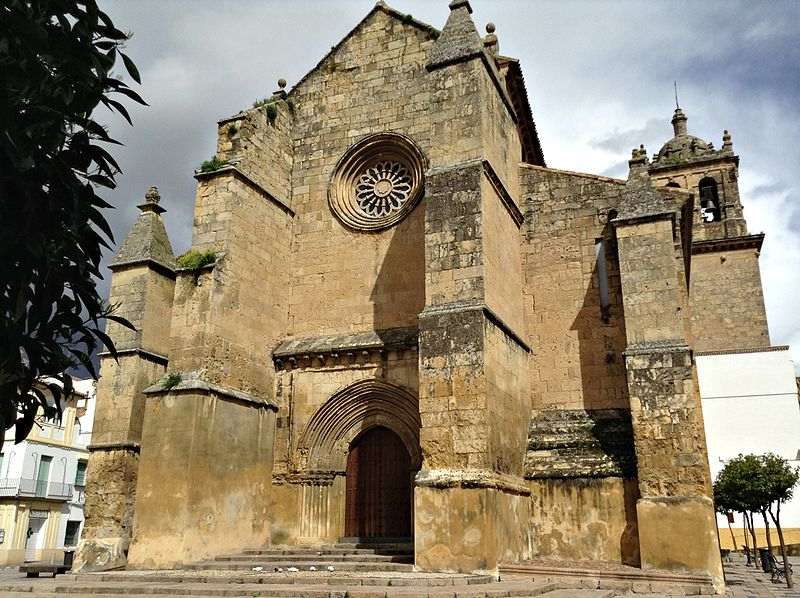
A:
[[355, 161, 413, 218], [328, 133, 425, 231]]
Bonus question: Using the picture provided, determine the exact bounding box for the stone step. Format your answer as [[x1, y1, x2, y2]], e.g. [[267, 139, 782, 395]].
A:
[[183, 560, 415, 572], [215, 553, 412, 563], [328, 543, 414, 552], [338, 536, 412, 544], [39, 580, 557, 597], [237, 547, 414, 556], [75, 572, 495, 587]]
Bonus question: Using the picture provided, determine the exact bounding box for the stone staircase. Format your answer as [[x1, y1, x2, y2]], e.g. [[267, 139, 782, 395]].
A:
[[184, 540, 417, 573], [0, 542, 657, 596]]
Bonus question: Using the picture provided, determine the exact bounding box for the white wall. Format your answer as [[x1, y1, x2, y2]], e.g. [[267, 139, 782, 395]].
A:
[[0, 376, 94, 550], [697, 348, 800, 530]]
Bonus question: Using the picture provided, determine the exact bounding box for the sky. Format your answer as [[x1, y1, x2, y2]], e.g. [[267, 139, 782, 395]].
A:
[[95, 0, 800, 369]]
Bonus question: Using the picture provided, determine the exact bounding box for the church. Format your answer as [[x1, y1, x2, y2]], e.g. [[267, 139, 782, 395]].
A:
[[75, 1, 780, 591]]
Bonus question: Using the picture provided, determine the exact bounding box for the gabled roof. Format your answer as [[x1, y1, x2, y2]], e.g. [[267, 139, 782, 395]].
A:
[[285, 1, 546, 168], [289, 1, 440, 97], [498, 56, 545, 166]]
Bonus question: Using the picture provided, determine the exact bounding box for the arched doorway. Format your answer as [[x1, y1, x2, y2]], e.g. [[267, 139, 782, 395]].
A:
[[345, 426, 412, 539]]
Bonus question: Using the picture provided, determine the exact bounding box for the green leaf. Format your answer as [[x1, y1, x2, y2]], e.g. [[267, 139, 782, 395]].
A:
[[105, 313, 137, 332], [119, 52, 141, 84]]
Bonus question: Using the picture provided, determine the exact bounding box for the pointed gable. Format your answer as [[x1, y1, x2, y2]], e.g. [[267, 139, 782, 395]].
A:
[[289, 1, 440, 97]]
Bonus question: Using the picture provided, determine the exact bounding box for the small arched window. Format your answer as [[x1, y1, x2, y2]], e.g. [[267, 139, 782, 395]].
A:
[[698, 177, 721, 223], [666, 181, 680, 188]]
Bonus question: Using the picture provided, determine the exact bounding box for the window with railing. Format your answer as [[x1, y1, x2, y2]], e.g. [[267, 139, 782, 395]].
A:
[[0, 477, 73, 499]]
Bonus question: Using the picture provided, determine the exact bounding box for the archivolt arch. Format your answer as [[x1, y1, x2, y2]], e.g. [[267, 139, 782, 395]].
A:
[[299, 379, 421, 472]]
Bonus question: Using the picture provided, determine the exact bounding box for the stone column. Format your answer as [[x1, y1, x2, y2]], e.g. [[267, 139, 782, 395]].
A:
[[76, 187, 176, 571], [613, 163, 724, 591]]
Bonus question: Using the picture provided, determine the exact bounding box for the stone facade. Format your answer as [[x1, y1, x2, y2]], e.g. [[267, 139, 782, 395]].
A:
[[77, 1, 783, 593]]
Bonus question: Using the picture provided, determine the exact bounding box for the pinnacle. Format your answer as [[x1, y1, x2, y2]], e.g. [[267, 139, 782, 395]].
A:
[[427, 0, 483, 69], [111, 187, 176, 271], [449, 0, 472, 12]]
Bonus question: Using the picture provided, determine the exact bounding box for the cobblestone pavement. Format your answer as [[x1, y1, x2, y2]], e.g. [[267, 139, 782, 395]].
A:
[[722, 555, 799, 597]]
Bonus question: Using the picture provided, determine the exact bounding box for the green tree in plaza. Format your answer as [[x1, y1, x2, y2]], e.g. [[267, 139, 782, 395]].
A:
[[0, 0, 144, 452], [714, 453, 798, 588]]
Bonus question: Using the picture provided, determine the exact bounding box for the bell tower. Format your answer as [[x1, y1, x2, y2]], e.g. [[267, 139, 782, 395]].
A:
[[649, 107, 746, 241], [648, 107, 769, 352]]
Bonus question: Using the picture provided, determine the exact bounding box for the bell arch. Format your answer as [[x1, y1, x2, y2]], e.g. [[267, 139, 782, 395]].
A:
[[299, 378, 421, 473]]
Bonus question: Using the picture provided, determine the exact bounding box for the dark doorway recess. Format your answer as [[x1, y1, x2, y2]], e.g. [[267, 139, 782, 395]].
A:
[[345, 426, 413, 539]]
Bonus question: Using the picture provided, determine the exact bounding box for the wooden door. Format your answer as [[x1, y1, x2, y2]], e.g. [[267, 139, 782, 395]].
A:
[[345, 426, 412, 539]]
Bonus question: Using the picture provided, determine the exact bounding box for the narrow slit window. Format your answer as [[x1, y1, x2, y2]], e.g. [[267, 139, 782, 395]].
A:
[[595, 239, 610, 323]]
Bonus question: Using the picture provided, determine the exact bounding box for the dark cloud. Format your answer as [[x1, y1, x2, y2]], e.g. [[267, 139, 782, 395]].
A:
[[94, 0, 800, 362], [751, 182, 789, 197], [599, 160, 629, 180], [591, 119, 665, 155]]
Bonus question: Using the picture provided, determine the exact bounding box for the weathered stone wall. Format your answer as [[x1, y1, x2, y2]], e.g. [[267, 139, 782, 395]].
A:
[[485, 320, 529, 475], [78, 240, 174, 571], [285, 10, 435, 337], [169, 173, 292, 397], [689, 248, 770, 351], [217, 101, 294, 205], [616, 219, 689, 345], [483, 177, 525, 341], [528, 477, 639, 565], [91, 354, 167, 447], [416, 120, 529, 570], [615, 188, 723, 588], [81, 448, 140, 541], [128, 391, 275, 568], [520, 165, 629, 411], [128, 127, 293, 565]]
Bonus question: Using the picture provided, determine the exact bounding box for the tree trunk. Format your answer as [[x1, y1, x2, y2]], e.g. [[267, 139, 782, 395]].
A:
[[761, 509, 774, 565], [747, 511, 760, 572], [726, 515, 737, 552], [741, 512, 751, 565], [769, 502, 794, 589]]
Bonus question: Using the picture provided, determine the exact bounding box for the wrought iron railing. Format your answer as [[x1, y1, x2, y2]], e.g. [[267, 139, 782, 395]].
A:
[[0, 478, 73, 499]]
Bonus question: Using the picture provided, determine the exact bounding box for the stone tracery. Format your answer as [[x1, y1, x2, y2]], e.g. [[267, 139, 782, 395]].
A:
[[355, 161, 413, 218], [328, 132, 425, 231]]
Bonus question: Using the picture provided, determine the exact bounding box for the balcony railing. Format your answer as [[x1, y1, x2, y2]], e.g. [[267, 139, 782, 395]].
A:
[[0, 478, 74, 500]]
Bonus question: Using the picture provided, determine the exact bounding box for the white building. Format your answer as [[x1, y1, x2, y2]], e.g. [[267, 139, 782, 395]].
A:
[[697, 346, 800, 547], [0, 378, 95, 565]]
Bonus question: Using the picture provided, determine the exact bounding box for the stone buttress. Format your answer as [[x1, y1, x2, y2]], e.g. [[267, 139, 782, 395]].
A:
[[414, 0, 531, 572], [124, 89, 294, 567], [612, 151, 724, 591], [75, 188, 176, 571]]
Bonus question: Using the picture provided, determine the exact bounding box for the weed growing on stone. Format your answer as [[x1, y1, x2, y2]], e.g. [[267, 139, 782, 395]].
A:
[[161, 372, 182, 390], [176, 249, 217, 270], [199, 155, 228, 173]]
